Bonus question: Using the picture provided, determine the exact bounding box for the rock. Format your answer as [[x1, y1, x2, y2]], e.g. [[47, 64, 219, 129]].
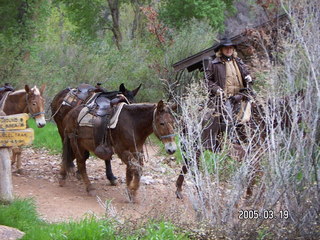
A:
[[0, 225, 25, 240], [141, 176, 156, 185]]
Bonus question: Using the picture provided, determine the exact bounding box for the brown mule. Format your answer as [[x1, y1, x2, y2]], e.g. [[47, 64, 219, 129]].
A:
[[60, 100, 177, 202], [50, 83, 141, 185], [1, 84, 46, 173]]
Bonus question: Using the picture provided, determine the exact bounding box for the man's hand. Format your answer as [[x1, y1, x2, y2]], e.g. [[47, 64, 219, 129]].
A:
[[216, 88, 224, 95], [244, 75, 252, 83]]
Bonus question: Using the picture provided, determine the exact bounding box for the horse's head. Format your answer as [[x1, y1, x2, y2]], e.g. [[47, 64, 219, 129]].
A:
[[119, 83, 142, 103], [153, 100, 177, 155], [25, 84, 46, 128], [75, 83, 96, 101]]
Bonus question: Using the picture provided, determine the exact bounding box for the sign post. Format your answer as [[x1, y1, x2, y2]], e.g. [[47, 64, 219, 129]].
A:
[[0, 113, 34, 203]]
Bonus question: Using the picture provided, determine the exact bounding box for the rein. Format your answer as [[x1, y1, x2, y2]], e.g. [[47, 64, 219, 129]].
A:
[[152, 108, 176, 140]]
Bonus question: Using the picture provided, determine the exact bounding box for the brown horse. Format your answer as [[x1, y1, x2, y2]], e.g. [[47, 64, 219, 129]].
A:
[[50, 83, 141, 184], [0, 84, 46, 173], [60, 100, 177, 202]]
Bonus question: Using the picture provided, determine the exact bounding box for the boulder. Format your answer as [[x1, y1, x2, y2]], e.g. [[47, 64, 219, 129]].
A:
[[0, 225, 25, 240]]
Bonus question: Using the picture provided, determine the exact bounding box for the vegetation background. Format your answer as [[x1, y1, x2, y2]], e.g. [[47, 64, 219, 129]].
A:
[[1, 0, 319, 239]]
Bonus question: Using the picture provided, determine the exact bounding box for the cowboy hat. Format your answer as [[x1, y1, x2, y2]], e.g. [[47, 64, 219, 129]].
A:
[[214, 37, 235, 52]]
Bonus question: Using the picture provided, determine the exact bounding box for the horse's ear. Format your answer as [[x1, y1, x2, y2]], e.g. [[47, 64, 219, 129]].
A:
[[157, 100, 164, 112], [132, 83, 142, 97], [119, 83, 126, 93], [25, 85, 30, 94], [40, 84, 46, 95]]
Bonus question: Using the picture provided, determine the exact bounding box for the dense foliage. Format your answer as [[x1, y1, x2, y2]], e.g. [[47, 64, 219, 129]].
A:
[[159, 0, 235, 30], [0, 0, 231, 105]]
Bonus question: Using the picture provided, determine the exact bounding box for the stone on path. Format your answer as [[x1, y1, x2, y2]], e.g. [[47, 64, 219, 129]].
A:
[[0, 225, 25, 240]]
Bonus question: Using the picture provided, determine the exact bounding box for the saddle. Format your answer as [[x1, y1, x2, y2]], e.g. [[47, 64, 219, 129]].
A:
[[63, 84, 98, 107], [77, 92, 128, 159]]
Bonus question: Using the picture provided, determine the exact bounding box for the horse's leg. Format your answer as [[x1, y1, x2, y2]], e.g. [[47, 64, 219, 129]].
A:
[[76, 154, 96, 196], [105, 159, 118, 186], [59, 134, 76, 186], [125, 166, 134, 202], [11, 147, 23, 174], [121, 151, 143, 203], [176, 165, 188, 199], [128, 152, 143, 202], [15, 148, 22, 174]]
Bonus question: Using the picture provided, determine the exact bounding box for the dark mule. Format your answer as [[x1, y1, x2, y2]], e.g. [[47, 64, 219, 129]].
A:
[[50, 83, 141, 185], [175, 89, 303, 199], [0, 84, 46, 173], [60, 100, 177, 202], [175, 90, 265, 199], [51, 83, 141, 139]]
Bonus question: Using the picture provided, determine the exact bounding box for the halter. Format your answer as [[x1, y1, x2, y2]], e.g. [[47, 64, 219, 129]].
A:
[[152, 108, 176, 140], [25, 93, 45, 118]]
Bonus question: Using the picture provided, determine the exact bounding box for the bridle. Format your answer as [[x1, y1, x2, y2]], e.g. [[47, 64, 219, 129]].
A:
[[25, 93, 45, 118], [152, 108, 176, 140]]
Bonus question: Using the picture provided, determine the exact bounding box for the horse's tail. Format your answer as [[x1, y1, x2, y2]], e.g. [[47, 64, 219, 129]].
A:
[[62, 133, 75, 173]]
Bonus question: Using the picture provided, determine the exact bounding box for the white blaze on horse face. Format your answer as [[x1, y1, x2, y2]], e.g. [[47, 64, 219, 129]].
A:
[[35, 115, 46, 128], [31, 86, 41, 95], [164, 141, 177, 155]]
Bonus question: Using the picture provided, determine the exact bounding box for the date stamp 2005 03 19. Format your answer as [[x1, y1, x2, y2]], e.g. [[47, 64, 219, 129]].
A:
[[238, 209, 289, 220]]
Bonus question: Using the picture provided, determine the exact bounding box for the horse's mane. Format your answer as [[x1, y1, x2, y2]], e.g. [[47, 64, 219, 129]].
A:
[[125, 103, 156, 112], [9, 89, 25, 95]]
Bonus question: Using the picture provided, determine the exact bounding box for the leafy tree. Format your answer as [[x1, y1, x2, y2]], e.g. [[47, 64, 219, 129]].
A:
[[159, 0, 236, 30]]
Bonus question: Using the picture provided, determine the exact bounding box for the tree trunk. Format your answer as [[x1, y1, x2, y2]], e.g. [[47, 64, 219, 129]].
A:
[[107, 0, 122, 50], [130, 0, 143, 39], [0, 148, 13, 203]]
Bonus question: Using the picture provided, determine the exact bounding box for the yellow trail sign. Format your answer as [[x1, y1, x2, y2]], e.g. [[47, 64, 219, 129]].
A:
[[0, 128, 34, 147], [0, 113, 29, 130]]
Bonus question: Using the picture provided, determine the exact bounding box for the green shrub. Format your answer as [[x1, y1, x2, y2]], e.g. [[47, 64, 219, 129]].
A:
[[28, 119, 62, 154], [0, 199, 190, 240]]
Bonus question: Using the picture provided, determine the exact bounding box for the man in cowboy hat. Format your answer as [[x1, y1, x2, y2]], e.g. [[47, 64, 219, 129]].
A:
[[205, 37, 252, 97], [204, 37, 255, 143]]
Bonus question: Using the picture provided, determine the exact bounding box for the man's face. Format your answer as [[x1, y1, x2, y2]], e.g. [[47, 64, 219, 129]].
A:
[[221, 46, 234, 57]]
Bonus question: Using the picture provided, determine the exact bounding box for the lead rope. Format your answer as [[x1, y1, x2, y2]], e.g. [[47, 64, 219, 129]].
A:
[[45, 102, 63, 121]]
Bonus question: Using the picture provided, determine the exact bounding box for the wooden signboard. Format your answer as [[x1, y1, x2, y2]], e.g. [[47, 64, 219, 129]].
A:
[[1, 113, 35, 202], [0, 129, 34, 147], [0, 113, 34, 147], [0, 113, 29, 130]]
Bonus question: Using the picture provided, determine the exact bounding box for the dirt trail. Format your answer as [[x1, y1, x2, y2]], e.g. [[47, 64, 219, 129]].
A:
[[12, 147, 196, 223]]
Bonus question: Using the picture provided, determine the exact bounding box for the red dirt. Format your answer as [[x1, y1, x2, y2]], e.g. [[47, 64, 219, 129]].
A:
[[12, 146, 196, 224]]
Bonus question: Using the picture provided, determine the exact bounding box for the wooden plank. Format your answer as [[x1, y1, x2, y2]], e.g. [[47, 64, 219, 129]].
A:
[[0, 128, 34, 147], [0, 113, 29, 130], [0, 148, 13, 203]]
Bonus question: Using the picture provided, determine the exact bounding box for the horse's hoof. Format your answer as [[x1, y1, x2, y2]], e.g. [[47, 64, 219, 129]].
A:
[[125, 188, 137, 203], [176, 190, 183, 199], [13, 169, 24, 175], [76, 171, 81, 181], [109, 177, 118, 186], [87, 186, 97, 196], [58, 179, 66, 187], [88, 190, 97, 197]]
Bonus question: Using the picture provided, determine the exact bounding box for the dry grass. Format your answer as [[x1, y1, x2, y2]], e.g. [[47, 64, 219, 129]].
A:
[[170, 1, 320, 239]]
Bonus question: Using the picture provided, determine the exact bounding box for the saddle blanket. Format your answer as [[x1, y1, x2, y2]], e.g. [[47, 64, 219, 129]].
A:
[[78, 102, 126, 129]]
